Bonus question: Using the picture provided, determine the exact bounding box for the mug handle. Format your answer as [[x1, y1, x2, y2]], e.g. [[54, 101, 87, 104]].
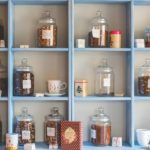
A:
[[60, 82, 67, 91]]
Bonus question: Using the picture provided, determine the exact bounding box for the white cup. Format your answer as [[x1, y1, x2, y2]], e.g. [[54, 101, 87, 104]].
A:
[[136, 129, 150, 147], [48, 80, 67, 94]]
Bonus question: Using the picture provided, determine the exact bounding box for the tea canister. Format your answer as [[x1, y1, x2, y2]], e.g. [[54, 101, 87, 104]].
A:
[[6, 133, 18, 150], [75, 80, 88, 96]]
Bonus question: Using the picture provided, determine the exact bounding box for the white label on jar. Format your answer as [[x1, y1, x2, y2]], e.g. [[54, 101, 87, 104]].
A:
[[92, 28, 100, 38], [22, 130, 30, 140], [91, 129, 96, 139], [148, 79, 150, 88], [47, 127, 55, 137], [42, 30, 53, 40], [23, 80, 31, 89], [103, 78, 111, 87]]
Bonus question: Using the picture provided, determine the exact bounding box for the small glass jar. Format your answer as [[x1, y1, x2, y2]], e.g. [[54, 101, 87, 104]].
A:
[[15, 107, 35, 145], [88, 10, 108, 48], [14, 58, 34, 96], [95, 59, 114, 96], [38, 11, 57, 48], [91, 107, 111, 146], [44, 107, 63, 148], [0, 59, 8, 96], [138, 59, 150, 95]]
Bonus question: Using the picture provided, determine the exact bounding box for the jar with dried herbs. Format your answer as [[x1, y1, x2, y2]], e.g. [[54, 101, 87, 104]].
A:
[[38, 11, 57, 48], [15, 107, 35, 145], [44, 107, 63, 149]]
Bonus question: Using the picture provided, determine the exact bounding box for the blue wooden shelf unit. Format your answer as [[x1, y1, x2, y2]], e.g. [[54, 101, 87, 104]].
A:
[[1, 0, 150, 149]]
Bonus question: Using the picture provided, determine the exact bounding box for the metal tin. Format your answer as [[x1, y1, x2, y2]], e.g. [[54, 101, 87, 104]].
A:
[[6, 133, 18, 150]]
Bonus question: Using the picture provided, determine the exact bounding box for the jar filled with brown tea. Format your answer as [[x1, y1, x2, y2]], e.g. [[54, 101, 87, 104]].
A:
[[44, 107, 63, 149], [38, 11, 57, 48], [15, 107, 35, 145], [138, 59, 150, 95], [14, 58, 34, 96], [88, 10, 108, 48], [91, 107, 111, 146]]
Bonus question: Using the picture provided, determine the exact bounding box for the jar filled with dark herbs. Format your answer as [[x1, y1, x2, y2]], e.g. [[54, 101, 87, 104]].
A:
[[14, 58, 34, 96], [15, 107, 35, 145], [0, 59, 8, 96], [91, 107, 111, 146], [38, 11, 57, 48], [138, 59, 150, 95], [44, 107, 63, 149], [88, 10, 108, 48]]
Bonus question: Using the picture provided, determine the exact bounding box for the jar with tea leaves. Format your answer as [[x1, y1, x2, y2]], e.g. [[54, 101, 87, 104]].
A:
[[44, 107, 63, 149], [15, 107, 35, 145], [91, 107, 111, 146], [138, 59, 150, 95], [38, 11, 57, 48]]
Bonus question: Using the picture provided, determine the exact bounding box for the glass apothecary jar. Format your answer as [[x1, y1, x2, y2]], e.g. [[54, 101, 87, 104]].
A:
[[88, 10, 108, 48], [13, 58, 34, 96], [91, 107, 111, 146], [38, 11, 57, 48], [44, 107, 63, 149], [15, 107, 35, 145], [138, 59, 150, 95], [95, 59, 114, 96], [0, 59, 8, 96]]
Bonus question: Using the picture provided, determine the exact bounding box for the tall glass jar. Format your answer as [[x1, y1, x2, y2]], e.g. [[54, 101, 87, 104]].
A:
[[0, 59, 8, 96], [14, 58, 34, 96], [44, 107, 63, 149], [15, 107, 35, 145], [138, 59, 150, 95], [38, 11, 57, 48], [88, 10, 108, 47], [95, 59, 114, 96], [91, 107, 111, 146]]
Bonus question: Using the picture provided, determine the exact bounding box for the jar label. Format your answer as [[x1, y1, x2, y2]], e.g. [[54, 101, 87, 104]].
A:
[[91, 129, 96, 139], [22, 130, 30, 140], [42, 30, 53, 40], [92, 28, 100, 38], [47, 127, 55, 137], [103, 78, 111, 87], [23, 80, 31, 89], [148, 79, 150, 88]]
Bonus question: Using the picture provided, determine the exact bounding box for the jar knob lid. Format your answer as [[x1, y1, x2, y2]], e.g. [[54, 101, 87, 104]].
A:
[[21, 58, 28, 66], [51, 107, 59, 116], [97, 107, 104, 115], [145, 58, 150, 65], [101, 58, 108, 67], [22, 107, 28, 117]]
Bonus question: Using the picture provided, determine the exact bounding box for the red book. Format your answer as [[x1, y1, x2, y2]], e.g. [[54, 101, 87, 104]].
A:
[[61, 121, 83, 150]]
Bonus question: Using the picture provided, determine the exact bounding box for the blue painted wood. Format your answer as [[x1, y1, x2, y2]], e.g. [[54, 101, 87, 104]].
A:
[[134, 48, 150, 51], [0, 48, 8, 51], [134, 0, 150, 5], [75, 0, 131, 3], [134, 96, 150, 100], [0, 0, 8, 4], [0, 97, 8, 101]]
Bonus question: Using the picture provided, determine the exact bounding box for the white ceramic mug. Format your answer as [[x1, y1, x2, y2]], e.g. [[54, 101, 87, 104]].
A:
[[136, 129, 150, 147], [48, 80, 67, 94]]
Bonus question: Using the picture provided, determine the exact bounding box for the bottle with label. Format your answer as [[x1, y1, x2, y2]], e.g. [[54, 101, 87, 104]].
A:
[[38, 11, 57, 48], [44, 107, 63, 149], [91, 107, 111, 146], [95, 58, 114, 96], [14, 58, 34, 96], [15, 107, 35, 145], [138, 59, 150, 95], [88, 10, 108, 47]]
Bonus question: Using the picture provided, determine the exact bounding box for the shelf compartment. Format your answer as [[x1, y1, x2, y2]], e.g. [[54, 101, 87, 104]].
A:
[[0, 48, 8, 51], [0, 97, 8, 101], [74, 96, 131, 101]]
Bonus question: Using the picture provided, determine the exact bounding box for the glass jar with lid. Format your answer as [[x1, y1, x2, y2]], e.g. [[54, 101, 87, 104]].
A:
[[95, 58, 114, 96], [138, 59, 150, 95], [44, 107, 63, 149], [15, 107, 35, 145], [14, 58, 34, 96], [0, 59, 8, 96], [38, 11, 57, 48], [91, 107, 111, 146], [88, 10, 108, 48]]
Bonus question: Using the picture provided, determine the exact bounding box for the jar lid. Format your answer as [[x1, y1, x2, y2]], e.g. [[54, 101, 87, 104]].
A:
[[46, 107, 63, 121], [110, 30, 122, 34], [15, 58, 32, 72], [16, 107, 33, 122], [0, 59, 6, 73]]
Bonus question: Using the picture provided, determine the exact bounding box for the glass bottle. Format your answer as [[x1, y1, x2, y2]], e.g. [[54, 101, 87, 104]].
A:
[[0, 59, 8, 96], [138, 59, 150, 95], [14, 58, 34, 96], [38, 11, 57, 48], [88, 10, 108, 48], [15, 107, 35, 145], [44, 107, 63, 149], [95, 59, 114, 96], [91, 107, 111, 146]]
